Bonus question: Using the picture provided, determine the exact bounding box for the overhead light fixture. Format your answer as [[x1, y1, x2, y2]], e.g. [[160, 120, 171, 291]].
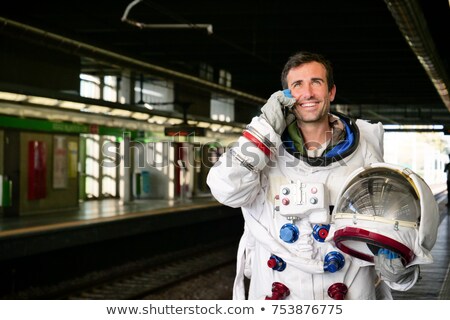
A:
[[131, 112, 150, 120], [0, 91, 27, 102], [27, 96, 59, 106], [167, 118, 184, 125], [59, 101, 86, 110], [84, 105, 111, 114], [0, 89, 250, 137], [110, 109, 133, 117], [148, 115, 167, 124], [209, 123, 222, 132], [221, 125, 233, 132], [197, 121, 211, 128], [121, 0, 213, 35]]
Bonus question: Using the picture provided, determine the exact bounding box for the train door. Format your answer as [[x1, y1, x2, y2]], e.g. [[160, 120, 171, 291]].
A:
[[79, 134, 120, 200]]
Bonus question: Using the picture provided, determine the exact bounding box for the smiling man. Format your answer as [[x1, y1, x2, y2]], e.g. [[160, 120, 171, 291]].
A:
[[278, 53, 348, 162], [207, 52, 419, 300]]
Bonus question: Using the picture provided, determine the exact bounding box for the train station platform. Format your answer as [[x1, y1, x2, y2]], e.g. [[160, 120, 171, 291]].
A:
[[0, 196, 244, 298], [1, 184, 449, 300], [1, 183, 447, 249], [0, 196, 242, 261], [0, 196, 220, 236]]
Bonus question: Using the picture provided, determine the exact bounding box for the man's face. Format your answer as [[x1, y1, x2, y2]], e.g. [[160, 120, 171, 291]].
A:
[[286, 61, 336, 124]]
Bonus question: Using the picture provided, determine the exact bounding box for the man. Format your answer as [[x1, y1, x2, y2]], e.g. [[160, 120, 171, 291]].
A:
[[444, 154, 450, 206], [207, 52, 417, 299]]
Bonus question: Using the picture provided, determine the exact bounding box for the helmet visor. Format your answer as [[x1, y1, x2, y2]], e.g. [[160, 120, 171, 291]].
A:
[[335, 169, 420, 224]]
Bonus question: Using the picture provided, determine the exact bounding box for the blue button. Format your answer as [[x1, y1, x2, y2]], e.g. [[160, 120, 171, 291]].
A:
[[280, 224, 299, 243]]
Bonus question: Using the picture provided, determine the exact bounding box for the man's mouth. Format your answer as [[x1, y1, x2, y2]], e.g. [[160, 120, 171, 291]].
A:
[[299, 101, 320, 108]]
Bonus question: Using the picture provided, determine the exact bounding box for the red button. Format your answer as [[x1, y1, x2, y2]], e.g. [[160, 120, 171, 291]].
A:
[[267, 258, 277, 268]]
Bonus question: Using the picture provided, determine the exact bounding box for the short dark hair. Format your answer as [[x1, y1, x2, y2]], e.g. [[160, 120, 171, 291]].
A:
[[281, 51, 334, 91]]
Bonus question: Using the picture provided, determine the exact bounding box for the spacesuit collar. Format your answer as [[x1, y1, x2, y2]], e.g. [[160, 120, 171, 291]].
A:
[[281, 112, 360, 167]]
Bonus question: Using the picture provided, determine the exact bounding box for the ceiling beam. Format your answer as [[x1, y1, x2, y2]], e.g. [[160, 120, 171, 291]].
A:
[[0, 17, 266, 106], [385, 0, 450, 111]]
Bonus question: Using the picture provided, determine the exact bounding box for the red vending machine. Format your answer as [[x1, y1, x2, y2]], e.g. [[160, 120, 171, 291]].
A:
[[28, 140, 47, 200], [173, 142, 194, 199]]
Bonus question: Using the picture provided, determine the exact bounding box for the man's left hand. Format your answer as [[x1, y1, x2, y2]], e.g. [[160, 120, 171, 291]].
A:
[[374, 250, 417, 284]]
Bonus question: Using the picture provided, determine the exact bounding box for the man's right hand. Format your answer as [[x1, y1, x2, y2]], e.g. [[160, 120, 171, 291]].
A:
[[260, 91, 297, 135]]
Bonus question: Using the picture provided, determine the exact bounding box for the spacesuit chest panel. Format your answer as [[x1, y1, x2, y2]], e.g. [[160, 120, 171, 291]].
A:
[[264, 143, 366, 207]]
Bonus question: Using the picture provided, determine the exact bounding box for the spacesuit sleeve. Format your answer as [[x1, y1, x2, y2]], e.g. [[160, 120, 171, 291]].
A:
[[207, 116, 279, 208], [206, 152, 262, 208]]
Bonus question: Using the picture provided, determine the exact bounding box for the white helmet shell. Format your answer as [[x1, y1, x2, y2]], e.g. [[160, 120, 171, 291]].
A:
[[332, 162, 439, 267]]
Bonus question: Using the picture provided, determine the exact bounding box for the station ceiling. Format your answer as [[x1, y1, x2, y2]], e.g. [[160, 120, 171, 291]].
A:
[[1, 0, 449, 125]]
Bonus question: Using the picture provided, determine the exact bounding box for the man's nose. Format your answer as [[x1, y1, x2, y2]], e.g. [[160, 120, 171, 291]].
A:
[[299, 84, 314, 100]]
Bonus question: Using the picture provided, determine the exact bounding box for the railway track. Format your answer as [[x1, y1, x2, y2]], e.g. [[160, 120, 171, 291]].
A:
[[3, 240, 238, 300], [66, 243, 237, 299]]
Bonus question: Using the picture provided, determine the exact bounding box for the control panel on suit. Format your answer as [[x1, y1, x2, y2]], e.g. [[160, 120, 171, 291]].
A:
[[274, 181, 330, 224]]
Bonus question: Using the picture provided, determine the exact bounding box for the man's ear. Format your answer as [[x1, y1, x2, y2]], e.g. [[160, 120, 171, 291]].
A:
[[329, 85, 337, 102]]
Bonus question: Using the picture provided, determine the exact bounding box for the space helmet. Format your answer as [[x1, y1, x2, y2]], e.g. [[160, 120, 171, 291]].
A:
[[332, 162, 439, 266]]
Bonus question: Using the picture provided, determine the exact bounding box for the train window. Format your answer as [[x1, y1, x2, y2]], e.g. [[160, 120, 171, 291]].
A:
[[80, 74, 101, 99], [211, 94, 234, 122]]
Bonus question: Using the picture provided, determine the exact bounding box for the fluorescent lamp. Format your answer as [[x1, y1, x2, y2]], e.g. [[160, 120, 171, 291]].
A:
[[197, 121, 211, 128], [84, 105, 111, 114], [0, 91, 27, 102], [110, 109, 132, 117], [221, 125, 233, 132], [148, 116, 167, 124], [131, 112, 150, 120], [209, 123, 222, 131], [167, 118, 184, 125], [59, 101, 86, 110], [27, 96, 59, 106]]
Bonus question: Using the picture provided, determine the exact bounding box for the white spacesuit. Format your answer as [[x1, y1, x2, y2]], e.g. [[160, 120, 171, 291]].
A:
[[207, 91, 424, 299]]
